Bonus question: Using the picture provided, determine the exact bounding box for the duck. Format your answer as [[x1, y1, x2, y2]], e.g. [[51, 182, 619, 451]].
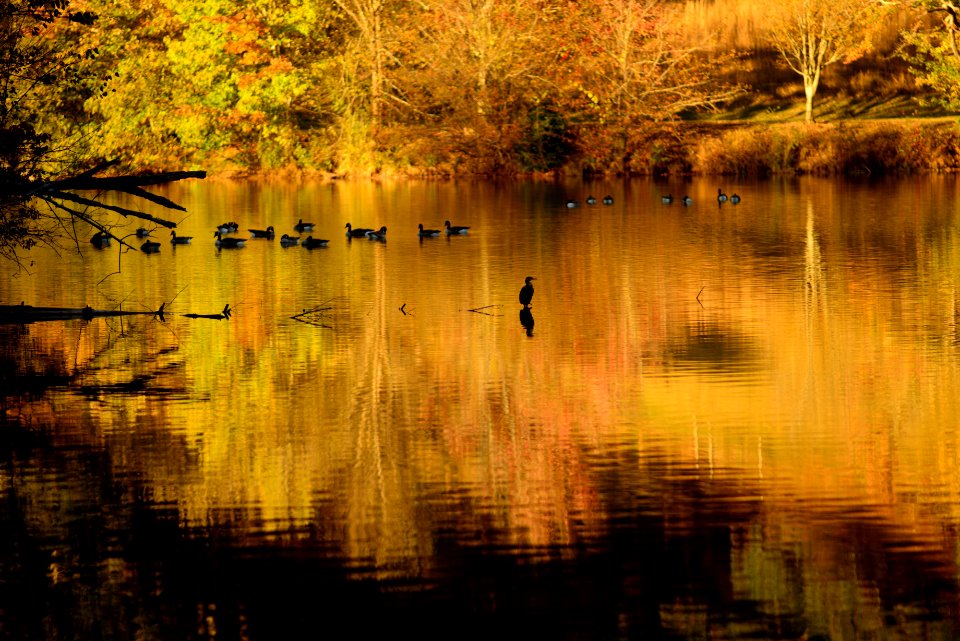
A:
[[418, 223, 441, 237], [602, 195, 614, 205], [586, 195, 597, 205], [249, 226, 275, 239], [279, 234, 300, 246], [170, 230, 192, 245], [717, 188, 728, 203], [661, 195, 674, 204], [293, 218, 315, 233], [566, 200, 579, 208], [730, 193, 741, 204], [681, 195, 693, 206], [214, 231, 246, 248], [217, 222, 239, 233], [302, 236, 329, 249], [90, 231, 111, 248], [365, 226, 387, 241], [136, 227, 151, 238], [345, 222, 373, 238], [519, 276, 536, 308], [444, 220, 470, 235], [140, 240, 161, 253]]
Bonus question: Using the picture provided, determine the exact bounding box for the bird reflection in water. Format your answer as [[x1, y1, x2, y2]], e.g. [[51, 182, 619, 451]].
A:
[[519, 307, 534, 337], [519, 275, 536, 336]]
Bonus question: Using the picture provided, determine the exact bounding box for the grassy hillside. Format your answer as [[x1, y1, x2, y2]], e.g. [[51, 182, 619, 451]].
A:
[[677, 1, 956, 123]]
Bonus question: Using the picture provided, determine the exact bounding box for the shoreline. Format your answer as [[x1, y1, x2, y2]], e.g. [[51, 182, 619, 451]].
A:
[[154, 118, 960, 182]]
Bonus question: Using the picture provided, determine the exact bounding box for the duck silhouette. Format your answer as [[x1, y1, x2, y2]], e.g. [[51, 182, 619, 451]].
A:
[[445, 220, 470, 235]]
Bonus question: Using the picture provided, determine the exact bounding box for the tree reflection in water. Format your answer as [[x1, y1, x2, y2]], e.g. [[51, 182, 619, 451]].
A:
[[1, 415, 958, 641]]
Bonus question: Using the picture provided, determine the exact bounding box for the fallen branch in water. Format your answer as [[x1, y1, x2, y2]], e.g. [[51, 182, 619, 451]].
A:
[[290, 299, 337, 328], [467, 304, 503, 316], [0, 302, 166, 323], [183, 304, 232, 320], [1, 301, 235, 323], [291, 305, 334, 320]]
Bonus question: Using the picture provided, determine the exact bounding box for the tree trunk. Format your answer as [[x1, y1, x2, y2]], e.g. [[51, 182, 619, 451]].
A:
[[803, 67, 821, 123], [370, 6, 383, 135]]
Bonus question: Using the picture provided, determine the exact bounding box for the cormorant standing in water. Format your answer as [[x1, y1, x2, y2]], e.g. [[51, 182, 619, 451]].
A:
[[519, 276, 536, 308]]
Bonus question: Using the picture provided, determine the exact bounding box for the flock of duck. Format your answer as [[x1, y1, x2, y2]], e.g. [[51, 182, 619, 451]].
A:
[[89, 188, 741, 259], [566, 194, 616, 207], [659, 188, 742, 206], [84, 190, 745, 319], [563, 189, 741, 209], [89, 218, 473, 253]]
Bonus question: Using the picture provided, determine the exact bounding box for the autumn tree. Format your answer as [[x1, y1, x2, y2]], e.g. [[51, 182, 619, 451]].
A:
[[0, 0, 203, 264], [556, 0, 738, 169], [324, 0, 406, 171], [401, 0, 562, 171], [899, 1, 960, 110], [765, 0, 892, 123]]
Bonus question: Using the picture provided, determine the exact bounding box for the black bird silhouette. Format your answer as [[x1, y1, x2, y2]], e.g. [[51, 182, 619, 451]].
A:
[[302, 236, 330, 249], [294, 218, 315, 233], [444, 220, 470, 235], [345, 222, 374, 238], [365, 226, 387, 241], [214, 231, 246, 248], [519, 308, 534, 337], [90, 231, 111, 248], [519, 276, 536, 308], [249, 226, 275, 239]]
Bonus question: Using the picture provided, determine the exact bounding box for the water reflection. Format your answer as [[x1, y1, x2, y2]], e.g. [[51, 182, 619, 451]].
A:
[[2, 417, 957, 640], [4, 176, 960, 638], [667, 319, 764, 375], [519, 308, 534, 336]]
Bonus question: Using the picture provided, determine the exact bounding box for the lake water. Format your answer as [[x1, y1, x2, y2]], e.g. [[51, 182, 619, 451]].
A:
[[3, 176, 960, 640]]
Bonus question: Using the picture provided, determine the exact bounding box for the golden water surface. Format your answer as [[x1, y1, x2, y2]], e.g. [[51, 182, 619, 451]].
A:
[[4, 176, 960, 638]]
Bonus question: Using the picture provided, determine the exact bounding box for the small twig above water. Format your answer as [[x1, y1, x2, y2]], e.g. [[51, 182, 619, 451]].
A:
[[290, 298, 338, 328], [291, 306, 334, 320], [696, 286, 705, 307], [467, 304, 503, 317]]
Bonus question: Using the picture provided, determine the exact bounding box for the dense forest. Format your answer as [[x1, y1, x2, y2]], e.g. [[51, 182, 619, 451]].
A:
[[6, 0, 960, 178]]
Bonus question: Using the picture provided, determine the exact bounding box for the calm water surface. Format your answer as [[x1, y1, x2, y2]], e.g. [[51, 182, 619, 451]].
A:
[[3, 177, 960, 639]]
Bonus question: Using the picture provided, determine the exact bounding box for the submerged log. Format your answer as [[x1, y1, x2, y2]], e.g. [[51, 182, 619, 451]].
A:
[[183, 304, 232, 320], [0, 301, 231, 323], [0, 303, 164, 323]]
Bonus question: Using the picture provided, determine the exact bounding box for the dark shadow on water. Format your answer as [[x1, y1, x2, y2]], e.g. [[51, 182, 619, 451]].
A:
[[1, 325, 959, 640], [1, 415, 958, 641], [666, 319, 765, 375]]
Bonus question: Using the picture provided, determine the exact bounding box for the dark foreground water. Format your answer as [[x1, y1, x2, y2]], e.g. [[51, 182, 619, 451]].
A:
[[3, 177, 960, 640]]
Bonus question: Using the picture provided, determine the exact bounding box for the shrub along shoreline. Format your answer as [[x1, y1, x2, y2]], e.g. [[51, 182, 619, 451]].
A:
[[196, 119, 960, 180], [629, 119, 960, 177]]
